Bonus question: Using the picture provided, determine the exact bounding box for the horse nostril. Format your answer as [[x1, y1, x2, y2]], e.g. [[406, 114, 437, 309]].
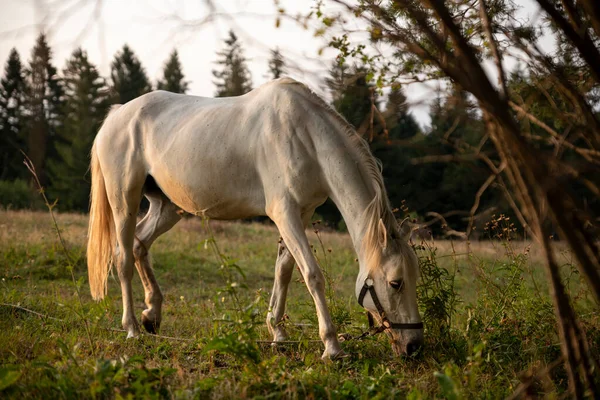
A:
[[406, 341, 422, 356]]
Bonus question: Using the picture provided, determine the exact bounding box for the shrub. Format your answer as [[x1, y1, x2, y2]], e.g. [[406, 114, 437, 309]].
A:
[[0, 179, 40, 209]]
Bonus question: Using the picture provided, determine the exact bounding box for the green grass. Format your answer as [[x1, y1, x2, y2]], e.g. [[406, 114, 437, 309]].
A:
[[0, 210, 598, 399]]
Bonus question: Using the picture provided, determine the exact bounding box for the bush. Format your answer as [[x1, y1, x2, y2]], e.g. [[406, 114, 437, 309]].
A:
[[0, 179, 39, 209]]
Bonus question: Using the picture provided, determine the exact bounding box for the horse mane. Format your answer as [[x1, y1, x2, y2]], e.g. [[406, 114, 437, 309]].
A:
[[279, 78, 397, 271]]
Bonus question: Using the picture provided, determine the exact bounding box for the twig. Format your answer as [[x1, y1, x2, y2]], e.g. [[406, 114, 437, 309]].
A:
[[424, 211, 467, 239], [1, 302, 195, 342], [22, 153, 96, 357], [479, 0, 507, 98], [506, 357, 564, 400], [256, 340, 322, 344], [0, 303, 63, 321]]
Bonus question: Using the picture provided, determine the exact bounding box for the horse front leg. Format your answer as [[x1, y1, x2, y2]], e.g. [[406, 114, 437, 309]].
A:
[[270, 203, 343, 360], [267, 241, 295, 342]]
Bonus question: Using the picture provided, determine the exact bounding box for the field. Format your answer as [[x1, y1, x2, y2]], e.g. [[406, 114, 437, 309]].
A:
[[0, 209, 598, 399]]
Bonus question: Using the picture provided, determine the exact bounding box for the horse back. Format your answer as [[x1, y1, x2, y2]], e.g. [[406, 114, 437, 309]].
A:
[[95, 84, 329, 219]]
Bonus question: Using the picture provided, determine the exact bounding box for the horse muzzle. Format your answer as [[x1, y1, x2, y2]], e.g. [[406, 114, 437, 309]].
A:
[[388, 327, 424, 356]]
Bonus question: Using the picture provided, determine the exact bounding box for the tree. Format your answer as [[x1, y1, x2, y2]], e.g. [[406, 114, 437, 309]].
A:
[[47, 48, 110, 210], [157, 49, 189, 93], [335, 68, 376, 132], [212, 31, 252, 97], [267, 48, 285, 79], [110, 44, 152, 104], [319, 64, 393, 228], [0, 48, 27, 180], [385, 86, 419, 141], [314, 0, 600, 395], [325, 60, 349, 107], [24, 33, 63, 185], [370, 86, 422, 218]]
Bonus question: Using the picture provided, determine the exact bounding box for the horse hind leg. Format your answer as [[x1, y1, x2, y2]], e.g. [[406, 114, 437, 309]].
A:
[[133, 187, 182, 334], [107, 187, 144, 338], [267, 211, 313, 342]]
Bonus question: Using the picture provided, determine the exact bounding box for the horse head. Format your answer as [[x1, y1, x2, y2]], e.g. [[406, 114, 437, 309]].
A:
[[356, 217, 424, 356]]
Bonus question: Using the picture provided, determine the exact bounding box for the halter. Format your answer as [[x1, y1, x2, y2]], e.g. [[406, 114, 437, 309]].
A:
[[357, 278, 424, 331]]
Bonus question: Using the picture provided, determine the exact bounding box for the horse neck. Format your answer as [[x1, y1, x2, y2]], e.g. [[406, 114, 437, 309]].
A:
[[314, 127, 383, 268]]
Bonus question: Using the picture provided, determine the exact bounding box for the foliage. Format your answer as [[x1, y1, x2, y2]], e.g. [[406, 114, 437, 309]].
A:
[[157, 49, 189, 94], [1, 210, 598, 398], [110, 44, 152, 104], [309, 2, 600, 391], [23, 33, 63, 186], [0, 48, 27, 181], [47, 48, 110, 211], [0, 179, 38, 209], [212, 31, 252, 97], [267, 48, 286, 80]]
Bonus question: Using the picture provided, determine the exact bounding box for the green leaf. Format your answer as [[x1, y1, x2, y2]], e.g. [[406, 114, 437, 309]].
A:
[[434, 371, 459, 400], [0, 368, 21, 392]]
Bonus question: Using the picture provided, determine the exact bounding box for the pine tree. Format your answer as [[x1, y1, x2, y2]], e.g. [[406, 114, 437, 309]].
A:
[[47, 48, 110, 210], [385, 86, 419, 140], [157, 49, 189, 93], [325, 60, 349, 107], [318, 64, 378, 228], [0, 48, 27, 180], [267, 48, 285, 79], [110, 44, 152, 104], [370, 86, 420, 213], [212, 31, 252, 97], [24, 33, 63, 185], [335, 67, 377, 131]]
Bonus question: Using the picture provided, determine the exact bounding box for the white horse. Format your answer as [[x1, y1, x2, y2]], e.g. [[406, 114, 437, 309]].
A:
[[87, 77, 423, 359]]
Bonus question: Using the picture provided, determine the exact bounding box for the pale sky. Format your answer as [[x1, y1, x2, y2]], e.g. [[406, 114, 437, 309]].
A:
[[0, 0, 548, 127]]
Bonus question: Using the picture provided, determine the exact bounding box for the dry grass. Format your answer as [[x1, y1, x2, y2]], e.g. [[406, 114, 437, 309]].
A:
[[0, 209, 559, 267], [1, 209, 595, 399]]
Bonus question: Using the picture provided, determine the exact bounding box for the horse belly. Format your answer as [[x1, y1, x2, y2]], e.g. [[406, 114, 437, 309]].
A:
[[150, 167, 266, 220]]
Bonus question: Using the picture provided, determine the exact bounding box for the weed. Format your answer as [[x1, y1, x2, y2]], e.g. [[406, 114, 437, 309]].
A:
[[0, 209, 598, 398]]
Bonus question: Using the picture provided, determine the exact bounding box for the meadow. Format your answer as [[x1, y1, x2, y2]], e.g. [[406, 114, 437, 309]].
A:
[[0, 209, 598, 399]]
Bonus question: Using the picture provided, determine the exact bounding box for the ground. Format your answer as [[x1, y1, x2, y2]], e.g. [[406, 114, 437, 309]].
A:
[[0, 209, 598, 399]]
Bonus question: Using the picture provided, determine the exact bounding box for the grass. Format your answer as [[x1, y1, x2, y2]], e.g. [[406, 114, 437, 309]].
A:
[[0, 209, 598, 399]]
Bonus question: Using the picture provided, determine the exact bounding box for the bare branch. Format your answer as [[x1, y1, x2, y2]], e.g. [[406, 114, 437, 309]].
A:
[[535, 0, 600, 84], [479, 0, 508, 99], [466, 170, 501, 239]]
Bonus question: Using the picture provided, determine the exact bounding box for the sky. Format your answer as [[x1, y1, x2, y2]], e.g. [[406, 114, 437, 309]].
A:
[[0, 0, 548, 127]]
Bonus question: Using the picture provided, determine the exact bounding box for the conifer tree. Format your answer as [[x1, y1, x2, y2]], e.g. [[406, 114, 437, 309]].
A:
[[110, 44, 152, 104], [48, 48, 109, 210], [0, 48, 27, 180], [318, 64, 377, 228], [325, 60, 349, 108], [267, 48, 285, 79], [25, 33, 63, 185], [212, 31, 252, 97], [385, 86, 419, 140], [370, 86, 420, 214], [157, 49, 189, 93]]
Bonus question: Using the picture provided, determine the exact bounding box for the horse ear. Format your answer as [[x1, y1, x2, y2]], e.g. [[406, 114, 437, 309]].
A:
[[378, 218, 388, 249], [398, 217, 412, 241]]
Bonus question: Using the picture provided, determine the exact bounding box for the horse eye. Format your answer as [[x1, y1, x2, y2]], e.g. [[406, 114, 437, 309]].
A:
[[389, 280, 404, 291]]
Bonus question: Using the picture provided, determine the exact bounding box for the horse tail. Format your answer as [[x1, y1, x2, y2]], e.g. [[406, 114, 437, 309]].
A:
[[87, 107, 120, 300]]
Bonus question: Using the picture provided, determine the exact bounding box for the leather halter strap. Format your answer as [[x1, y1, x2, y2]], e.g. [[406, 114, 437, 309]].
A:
[[357, 279, 424, 330]]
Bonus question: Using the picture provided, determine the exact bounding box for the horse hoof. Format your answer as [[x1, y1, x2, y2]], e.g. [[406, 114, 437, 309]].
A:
[[321, 349, 347, 361], [126, 328, 141, 339], [141, 313, 160, 334]]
